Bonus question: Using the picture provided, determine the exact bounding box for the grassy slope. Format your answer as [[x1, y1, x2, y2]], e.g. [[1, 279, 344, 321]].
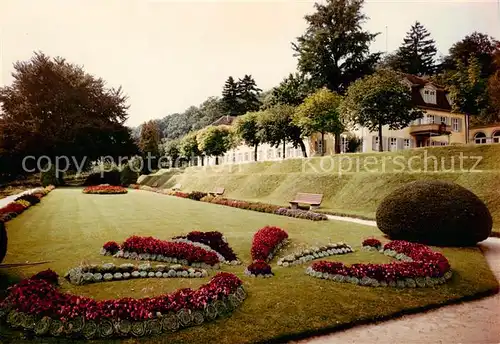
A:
[[139, 145, 500, 233], [1, 189, 498, 344]]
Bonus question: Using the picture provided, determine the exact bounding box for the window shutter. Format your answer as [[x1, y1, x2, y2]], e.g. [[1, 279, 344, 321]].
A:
[[372, 136, 377, 151], [382, 137, 388, 151], [457, 118, 462, 132]]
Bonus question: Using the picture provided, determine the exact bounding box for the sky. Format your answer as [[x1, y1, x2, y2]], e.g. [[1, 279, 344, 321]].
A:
[[1, 0, 499, 127]]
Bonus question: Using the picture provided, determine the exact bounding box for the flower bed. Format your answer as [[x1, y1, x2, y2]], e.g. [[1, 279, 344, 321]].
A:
[[0, 270, 246, 339], [277, 242, 353, 267], [306, 240, 453, 288], [251, 226, 289, 262], [244, 260, 273, 278], [100, 236, 221, 268], [65, 263, 208, 285], [82, 185, 128, 194], [246, 226, 288, 277], [361, 238, 382, 252], [172, 231, 240, 265], [0, 186, 55, 223], [274, 208, 328, 221]]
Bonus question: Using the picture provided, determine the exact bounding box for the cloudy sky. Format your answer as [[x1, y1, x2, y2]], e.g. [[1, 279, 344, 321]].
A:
[[1, 0, 499, 126]]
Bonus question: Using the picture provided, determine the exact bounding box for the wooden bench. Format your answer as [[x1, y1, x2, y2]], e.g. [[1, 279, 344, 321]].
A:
[[171, 183, 181, 191], [289, 193, 323, 210], [209, 187, 225, 196]]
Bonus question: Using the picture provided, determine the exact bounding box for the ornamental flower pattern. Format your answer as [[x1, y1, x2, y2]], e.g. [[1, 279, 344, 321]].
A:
[[307, 240, 453, 287], [101, 236, 221, 267], [251, 226, 289, 262], [172, 231, 240, 264], [0, 271, 247, 339], [0, 186, 55, 223]]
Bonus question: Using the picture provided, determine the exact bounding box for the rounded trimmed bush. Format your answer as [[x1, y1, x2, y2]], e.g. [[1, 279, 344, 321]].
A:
[[0, 222, 7, 263], [376, 180, 492, 246]]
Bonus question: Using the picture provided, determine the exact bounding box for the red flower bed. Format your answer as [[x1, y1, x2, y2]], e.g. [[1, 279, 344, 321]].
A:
[[0, 186, 55, 223], [0, 270, 245, 338], [173, 231, 238, 263], [102, 241, 120, 254], [251, 226, 288, 262], [362, 238, 382, 248], [82, 185, 127, 194], [308, 240, 452, 286], [116, 236, 221, 266], [245, 260, 273, 277], [173, 191, 189, 198]]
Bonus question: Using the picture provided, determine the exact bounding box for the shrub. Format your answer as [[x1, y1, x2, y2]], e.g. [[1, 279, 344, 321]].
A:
[[83, 170, 121, 186], [0, 222, 7, 263], [120, 164, 139, 186], [376, 180, 492, 246], [40, 164, 63, 187], [187, 191, 208, 201]]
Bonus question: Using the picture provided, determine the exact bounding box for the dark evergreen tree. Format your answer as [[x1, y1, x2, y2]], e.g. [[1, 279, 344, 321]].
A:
[[272, 73, 311, 106], [395, 21, 437, 76], [221, 76, 241, 116], [292, 0, 381, 94], [237, 75, 262, 114]]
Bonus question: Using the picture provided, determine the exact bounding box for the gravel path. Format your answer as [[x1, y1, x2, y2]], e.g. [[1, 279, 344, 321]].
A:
[[295, 217, 500, 344]]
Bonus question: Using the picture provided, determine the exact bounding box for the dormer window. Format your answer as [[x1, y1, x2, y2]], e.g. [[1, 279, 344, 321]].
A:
[[422, 87, 436, 104]]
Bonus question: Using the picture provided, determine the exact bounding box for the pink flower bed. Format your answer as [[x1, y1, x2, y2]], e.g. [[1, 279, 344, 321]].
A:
[[0, 270, 246, 338]]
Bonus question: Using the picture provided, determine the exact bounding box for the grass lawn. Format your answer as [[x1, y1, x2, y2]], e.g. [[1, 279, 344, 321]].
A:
[[1, 188, 498, 344]]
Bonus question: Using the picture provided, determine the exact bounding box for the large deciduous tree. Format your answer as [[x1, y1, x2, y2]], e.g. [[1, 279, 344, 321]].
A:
[[234, 112, 262, 161], [293, 0, 380, 94], [393, 21, 437, 76], [448, 57, 490, 119], [272, 73, 312, 106], [163, 138, 181, 167], [294, 88, 344, 155], [196, 125, 233, 165], [138, 120, 161, 157], [487, 46, 500, 123], [0, 52, 137, 177], [258, 105, 307, 159], [342, 69, 423, 151], [442, 32, 498, 77], [179, 131, 202, 166]]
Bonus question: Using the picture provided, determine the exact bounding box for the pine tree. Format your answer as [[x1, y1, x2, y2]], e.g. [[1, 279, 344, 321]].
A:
[[237, 75, 262, 114], [293, 0, 381, 95], [395, 21, 437, 76], [221, 76, 241, 116]]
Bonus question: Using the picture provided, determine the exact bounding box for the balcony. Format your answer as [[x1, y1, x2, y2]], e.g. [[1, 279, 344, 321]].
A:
[[409, 123, 452, 136]]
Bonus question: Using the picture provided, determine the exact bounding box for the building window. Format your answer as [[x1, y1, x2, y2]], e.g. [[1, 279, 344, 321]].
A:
[[237, 153, 243, 161], [452, 118, 459, 132], [232, 152, 236, 163], [404, 139, 411, 149], [424, 114, 435, 124], [493, 131, 500, 144], [267, 149, 273, 160], [373, 136, 380, 151], [474, 132, 487, 144], [389, 137, 397, 151], [423, 88, 437, 104], [440, 116, 448, 125], [244, 152, 249, 161], [317, 139, 324, 155], [276, 149, 281, 159]]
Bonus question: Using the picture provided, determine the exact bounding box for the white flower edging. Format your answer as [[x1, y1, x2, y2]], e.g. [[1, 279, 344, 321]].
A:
[[277, 242, 353, 267]]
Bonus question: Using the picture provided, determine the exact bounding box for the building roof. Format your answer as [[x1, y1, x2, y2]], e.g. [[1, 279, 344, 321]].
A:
[[211, 115, 237, 126], [403, 74, 452, 112]]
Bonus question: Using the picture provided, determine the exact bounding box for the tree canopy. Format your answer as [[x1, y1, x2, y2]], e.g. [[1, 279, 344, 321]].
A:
[[293, 0, 380, 94], [234, 112, 262, 161], [0, 52, 137, 177], [294, 88, 344, 155], [342, 69, 423, 151], [196, 125, 233, 164]]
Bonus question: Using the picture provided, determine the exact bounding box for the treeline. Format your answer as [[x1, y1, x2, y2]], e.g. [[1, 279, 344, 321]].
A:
[[137, 0, 499, 164]]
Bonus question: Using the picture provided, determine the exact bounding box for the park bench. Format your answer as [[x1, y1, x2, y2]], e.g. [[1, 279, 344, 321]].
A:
[[289, 193, 323, 210], [209, 187, 225, 196], [171, 183, 181, 191]]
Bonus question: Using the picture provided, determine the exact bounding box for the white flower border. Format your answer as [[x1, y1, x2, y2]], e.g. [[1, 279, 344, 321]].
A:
[[277, 242, 353, 267], [65, 263, 208, 285], [100, 248, 221, 269]]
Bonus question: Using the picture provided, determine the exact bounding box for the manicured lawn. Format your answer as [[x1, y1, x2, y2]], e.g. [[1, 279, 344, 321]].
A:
[[1, 188, 498, 344]]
